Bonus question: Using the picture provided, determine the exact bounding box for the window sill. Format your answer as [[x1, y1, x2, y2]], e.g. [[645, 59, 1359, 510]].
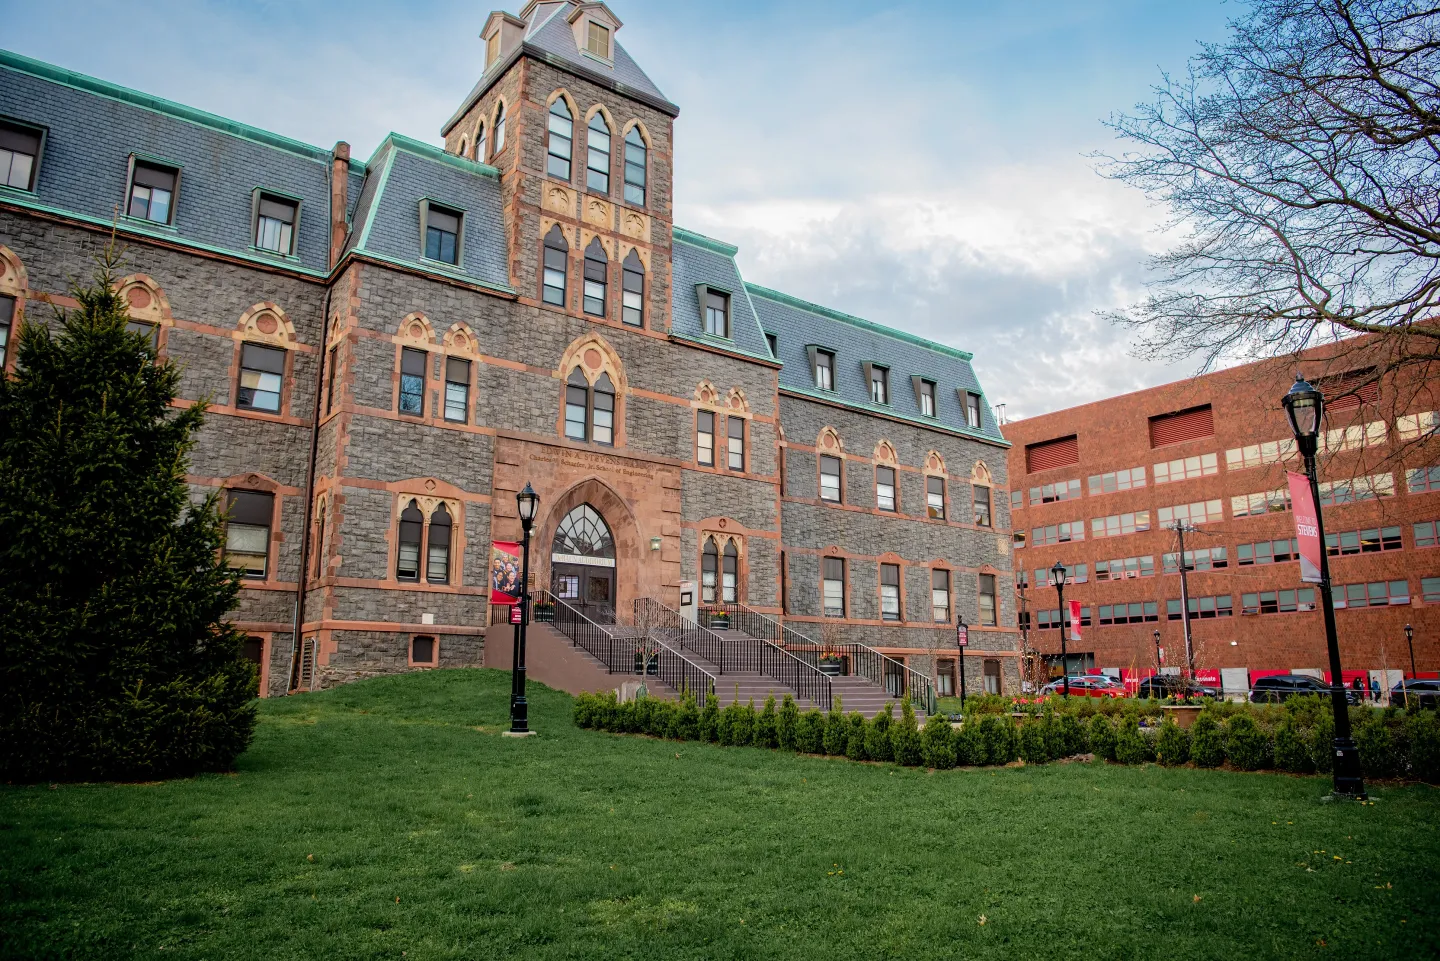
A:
[[0, 184, 37, 198], [122, 215, 178, 234], [419, 255, 464, 272], [580, 50, 615, 69], [248, 245, 301, 264]]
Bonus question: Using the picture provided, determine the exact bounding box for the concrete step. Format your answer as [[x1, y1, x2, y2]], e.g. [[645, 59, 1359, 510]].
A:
[[486, 623, 676, 700]]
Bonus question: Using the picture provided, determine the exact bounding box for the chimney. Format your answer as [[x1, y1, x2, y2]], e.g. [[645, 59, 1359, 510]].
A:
[[329, 141, 351, 268]]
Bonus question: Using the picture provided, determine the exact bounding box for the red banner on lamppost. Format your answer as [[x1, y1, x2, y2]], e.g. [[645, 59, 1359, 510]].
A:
[[1068, 599, 1082, 642], [1286, 471, 1324, 584]]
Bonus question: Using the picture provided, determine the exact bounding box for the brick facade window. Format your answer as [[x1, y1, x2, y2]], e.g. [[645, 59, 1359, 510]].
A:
[[1154, 453, 1217, 484], [1423, 576, 1440, 603], [547, 97, 573, 180], [1415, 520, 1440, 549], [1088, 466, 1145, 495], [1099, 602, 1158, 625], [820, 455, 842, 503], [587, 113, 612, 194], [1320, 472, 1395, 505], [1033, 520, 1084, 545], [1326, 526, 1401, 555], [1237, 538, 1298, 565], [1095, 555, 1153, 580], [1241, 588, 1316, 614], [1030, 478, 1080, 504], [880, 563, 901, 621], [1162, 547, 1227, 574], [399, 347, 426, 416], [224, 490, 274, 579], [1158, 499, 1223, 526], [1232, 489, 1289, 517], [237, 343, 285, 413], [1333, 580, 1410, 609], [1407, 465, 1440, 494], [876, 466, 896, 511], [822, 557, 845, 617], [1166, 595, 1233, 619]]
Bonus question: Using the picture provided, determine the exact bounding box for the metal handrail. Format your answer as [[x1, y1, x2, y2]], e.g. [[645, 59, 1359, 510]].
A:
[[702, 601, 833, 710], [542, 591, 717, 698], [635, 597, 761, 674], [710, 601, 936, 714]]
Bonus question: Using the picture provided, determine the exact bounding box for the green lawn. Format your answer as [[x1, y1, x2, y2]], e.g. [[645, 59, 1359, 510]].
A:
[[2, 670, 1437, 960]]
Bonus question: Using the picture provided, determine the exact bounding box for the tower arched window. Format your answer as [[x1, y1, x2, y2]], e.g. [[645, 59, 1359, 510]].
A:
[[543, 225, 568, 306], [427, 503, 452, 584], [547, 98, 573, 180], [701, 537, 718, 604], [563, 368, 616, 446], [493, 102, 506, 154], [722, 540, 739, 603], [587, 113, 611, 194], [624, 126, 647, 206], [583, 239, 608, 317], [591, 372, 615, 445], [621, 249, 644, 327], [397, 500, 424, 581], [475, 122, 487, 162]]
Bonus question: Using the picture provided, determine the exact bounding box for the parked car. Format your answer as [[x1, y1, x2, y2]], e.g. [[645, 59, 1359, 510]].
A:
[[1039, 676, 1127, 698], [1136, 675, 1220, 700], [1250, 674, 1359, 704], [1390, 678, 1440, 710]]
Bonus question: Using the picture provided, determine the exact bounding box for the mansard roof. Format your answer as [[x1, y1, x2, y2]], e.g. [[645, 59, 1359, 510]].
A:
[[671, 225, 1007, 446], [442, 1, 678, 137], [0, 48, 342, 276], [343, 135, 512, 293]]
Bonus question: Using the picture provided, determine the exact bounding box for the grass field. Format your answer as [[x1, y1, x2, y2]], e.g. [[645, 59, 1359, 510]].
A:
[[2, 669, 1437, 961]]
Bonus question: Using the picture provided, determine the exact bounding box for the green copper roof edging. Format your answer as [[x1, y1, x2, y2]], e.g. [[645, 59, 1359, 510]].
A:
[[0, 48, 346, 168], [669, 330, 777, 365], [673, 227, 739, 258], [346, 250, 517, 296], [779, 384, 1011, 448], [746, 282, 974, 362], [380, 132, 500, 179], [0, 193, 330, 278], [353, 148, 395, 254]]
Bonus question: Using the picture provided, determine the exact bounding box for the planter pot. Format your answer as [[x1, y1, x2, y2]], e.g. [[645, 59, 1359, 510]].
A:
[[1160, 705, 1204, 728], [533, 607, 555, 623], [819, 661, 843, 677]]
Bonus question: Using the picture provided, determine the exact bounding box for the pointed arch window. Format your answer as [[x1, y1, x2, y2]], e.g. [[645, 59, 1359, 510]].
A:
[[621, 249, 644, 327], [701, 537, 718, 604], [543, 225, 568, 306], [587, 113, 611, 194], [547, 98, 573, 180], [583, 239, 608, 317], [552, 504, 615, 560], [563, 367, 615, 446], [624, 127, 647, 206], [722, 540, 739, 603], [397, 500, 424, 581], [311, 502, 326, 579], [427, 504, 452, 584], [493, 102, 506, 154], [475, 122, 487, 162]]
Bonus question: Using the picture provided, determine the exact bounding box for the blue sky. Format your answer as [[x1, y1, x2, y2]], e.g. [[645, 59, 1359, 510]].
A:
[[4, 0, 1239, 419]]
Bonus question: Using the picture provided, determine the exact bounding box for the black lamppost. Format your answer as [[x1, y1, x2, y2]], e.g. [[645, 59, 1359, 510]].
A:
[[1153, 629, 1163, 675], [956, 615, 967, 710], [1405, 624, 1416, 680], [1051, 560, 1069, 698], [509, 482, 539, 735], [1282, 376, 1365, 798]]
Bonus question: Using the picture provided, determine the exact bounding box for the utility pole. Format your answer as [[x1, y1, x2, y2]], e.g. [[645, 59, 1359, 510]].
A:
[[1017, 580, 1031, 690], [1172, 523, 1197, 677]]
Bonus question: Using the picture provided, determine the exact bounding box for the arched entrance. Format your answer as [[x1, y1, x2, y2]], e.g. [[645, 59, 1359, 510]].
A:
[[550, 503, 617, 621]]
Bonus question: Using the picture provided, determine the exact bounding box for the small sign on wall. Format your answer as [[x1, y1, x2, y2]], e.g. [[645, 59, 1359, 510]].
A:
[[510, 605, 522, 625]]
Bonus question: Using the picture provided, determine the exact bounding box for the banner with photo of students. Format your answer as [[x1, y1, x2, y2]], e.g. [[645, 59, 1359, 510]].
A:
[[490, 541, 522, 604]]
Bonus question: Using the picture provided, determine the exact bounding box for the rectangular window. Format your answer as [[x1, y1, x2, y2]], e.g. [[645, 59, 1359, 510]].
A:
[[0, 122, 41, 191], [1231, 490, 1290, 517], [1415, 520, 1439, 549], [424, 205, 460, 265], [765, 332, 778, 358], [1089, 512, 1149, 538], [819, 455, 842, 503], [1333, 580, 1410, 609], [1087, 466, 1146, 495], [1032, 521, 1085, 546], [1408, 466, 1440, 494], [486, 32, 500, 67], [1423, 576, 1440, 603], [931, 569, 950, 623], [237, 343, 285, 413], [586, 20, 610, 58], [1163, 547, 1228, 574], [255, 194, 297, 255], [1225, 439, 1295, 471], [1010, 490, 1023, 510], [702, 290, 729, 337], [1095, 555, 1154, 580], [1237, 538, 1299, 565], [973, 485, 992, 526], [1167, 595, 1233, 620], [224, 490, 274, 579], [128, 161, 177, 224], [697, 411, 715, 466], [927, 476, 945, 520], [876, 466, 896, 511], [983, 659, 1001, 695], [591, 385, 613, 446], [1029, 479, 1082, 504], [919, 380, 936, 417], [1037, 563, 1086, 586], [1325, 526, 1402, 556], [583, 249, 607, 316], [543, 240, 567, 306], [586, 115, 611, 194], [823, 557, 846, 617], [412, 636, 437, 665], [1320, 473, 1395, 506], [727, 417, 745, 472], [880, 563, 901, 621], [621, 261, 644, 326], [399, 347, 426, 416], [1153, 453, 1218, 484], [814, 349, 834, 390], [565, 380, 588, 440], [1397, 411, 1440, 442], [978, 573, 997, 627], [0, 294, 13, 368], [1321, 421, 1386, 454], [1158, 500, 1224, 526], [324, 346, 338, 415], [870, 366, 889, 404], [965, 392, 982, 429], [936, 660, 955, 697], [443, 357, 470, 423]]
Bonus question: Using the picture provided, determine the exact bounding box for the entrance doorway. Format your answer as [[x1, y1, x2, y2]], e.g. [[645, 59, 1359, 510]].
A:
[[550, 504, 617, 622]]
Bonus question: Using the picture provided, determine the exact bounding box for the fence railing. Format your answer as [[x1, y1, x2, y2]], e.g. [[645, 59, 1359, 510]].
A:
[[708, 601, 936, 714], [636, 597, 760, 674], [703, 602, 833, 710], [544, 591, 716, 699]]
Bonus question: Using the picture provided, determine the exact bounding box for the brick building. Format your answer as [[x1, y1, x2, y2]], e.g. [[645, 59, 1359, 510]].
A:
[[1005, 338, 1440, 693], [0, 2, 1019, 698]]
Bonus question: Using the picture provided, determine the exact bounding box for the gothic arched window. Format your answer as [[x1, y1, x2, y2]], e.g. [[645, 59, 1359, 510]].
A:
[[701, 537, 718, 604], [722, 540, 739, 603], [543, 225, 568, 307], [587, 113, 611, 194], [397, 500, 424, 581], [623, 126, 647, 206], [591, 372, 615, 445], [493, 102, 507, 154], [427, 503, 452, 584], [475, 122, 487, 162], [583, 239, 608, 317], [552, 504, 615, 560], [547, 98, 573, 180], [621, 249, 644, 327]]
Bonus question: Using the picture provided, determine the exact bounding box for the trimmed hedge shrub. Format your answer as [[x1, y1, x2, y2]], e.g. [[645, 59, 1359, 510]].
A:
[[1088, 714, 1118, 761], [921, 712, 957, 769], [1273, 720, 1313, 774], [777, 695, 799, 751], [1155, 720, 1190, 766], [1055, 714, 1089, 758], [1190, 714, 1225, 767], [865, 704, 895, 762], [891, 700, 923, 766], [699, 693, 720, 743], [823, 697, 848, 756], [975, 714, 1017, 766], [1356, 713, 1401, 779], [754, 696, 779, 750], [1019, 716, 1050, 764], [1406, 710, 1440, 783], [1225, 714, 1271, 771], [1114, 722, 1153, 765], [844, 712, 869, 761]]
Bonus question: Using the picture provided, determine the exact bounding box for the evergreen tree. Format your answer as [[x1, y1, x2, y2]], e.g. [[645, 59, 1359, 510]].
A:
[[0, 256, 257, 782]]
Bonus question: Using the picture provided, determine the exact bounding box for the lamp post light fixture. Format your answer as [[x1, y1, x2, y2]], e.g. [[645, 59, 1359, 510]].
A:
[[1153, 629, 1163, 675], [1282, 375, 1365, 799], [508, 482, 540, 736], [1051, 560, 1069, 699], [1405, 623, 1416, 680], [955, 615, 968, 710]]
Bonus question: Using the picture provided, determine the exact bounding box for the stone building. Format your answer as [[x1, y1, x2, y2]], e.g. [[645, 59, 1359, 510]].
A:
[[0, 1, 1017, 699]]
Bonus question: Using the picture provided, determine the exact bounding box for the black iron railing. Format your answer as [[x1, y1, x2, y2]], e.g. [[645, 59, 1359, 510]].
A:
[[544, 591, 717, 699], [636, 597, 760, 674], [704, 602, 833, 710]]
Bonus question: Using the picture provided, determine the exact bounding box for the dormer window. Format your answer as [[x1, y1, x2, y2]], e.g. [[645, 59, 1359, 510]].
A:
[[253, 192, 298, 255], [486, 32, 500, 68], [813, 349, 834, 391], [128, 160, 178, 225], [869, 365, 889, 405], [965, 391, 983, 429], [0, 121, 42, 191], [421, 202, 462, 266], [919, 379, 936, 417], [699, 288, 729, 338], [587, 21, 611, 59]]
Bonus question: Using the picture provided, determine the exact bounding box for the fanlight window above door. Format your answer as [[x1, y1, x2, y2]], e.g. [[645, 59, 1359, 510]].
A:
[[551, 504, 615, 561]]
